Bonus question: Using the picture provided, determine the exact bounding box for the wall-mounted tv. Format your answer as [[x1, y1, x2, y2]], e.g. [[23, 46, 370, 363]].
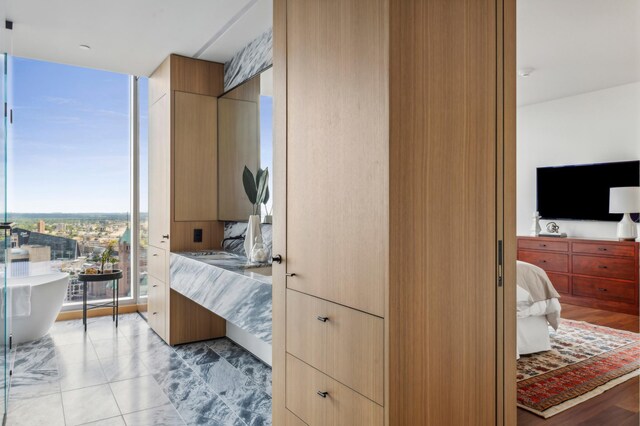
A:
[[537, 160, 640, 222]]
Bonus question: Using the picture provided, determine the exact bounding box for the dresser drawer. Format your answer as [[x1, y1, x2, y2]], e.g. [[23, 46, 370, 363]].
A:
[[572, 255, 635, 281], [286, 355, 383, 426], [518, 239, 569, 252], [148, 246, 166, 280], [147, 276, 166, 339], [572, 276, 636, 304], [546, 272, 570, 294], [572, 242, 635, 257], [518, 250, 569, 273], [286, 290, 384, 404]]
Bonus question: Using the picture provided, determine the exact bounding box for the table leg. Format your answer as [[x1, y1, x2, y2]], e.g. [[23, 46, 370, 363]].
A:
[[112, 280, 115, 322], [83, 281, 87, 332], [115, 279, 119, 328]]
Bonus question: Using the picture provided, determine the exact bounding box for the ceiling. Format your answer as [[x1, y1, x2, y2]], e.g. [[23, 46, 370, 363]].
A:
[[1, 0, 636, 105], [517, 0, 640, 106], [0, 0, 272, 76]]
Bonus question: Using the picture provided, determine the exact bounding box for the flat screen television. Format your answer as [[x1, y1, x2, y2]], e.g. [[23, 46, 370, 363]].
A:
[[536, 160, 640, 222]]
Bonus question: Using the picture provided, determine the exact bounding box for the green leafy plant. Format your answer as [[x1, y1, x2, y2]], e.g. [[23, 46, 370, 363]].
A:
[[243, 166, 269, 216], [100, 240, 117, 273]]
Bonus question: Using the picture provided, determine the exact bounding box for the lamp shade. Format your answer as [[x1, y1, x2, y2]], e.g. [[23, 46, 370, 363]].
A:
[[609, 187, 640, 214]]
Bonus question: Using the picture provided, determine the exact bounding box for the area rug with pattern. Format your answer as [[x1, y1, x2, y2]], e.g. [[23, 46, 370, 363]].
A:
[[517, 319, 640, 418]]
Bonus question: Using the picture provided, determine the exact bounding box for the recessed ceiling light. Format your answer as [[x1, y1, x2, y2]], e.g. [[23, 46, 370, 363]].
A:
[[79, 44, 91, 50], [518, 67, 535, 77]]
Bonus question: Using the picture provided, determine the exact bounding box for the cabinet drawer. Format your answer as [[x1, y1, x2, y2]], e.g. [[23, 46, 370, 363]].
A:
[[572, 242, 635, 258], [286, 290, 383, 404], [148, 246, 166, 280], [286, 410, 308, 426], [572, 255, 635, 281], [518, 239, 568, 252], [148, 276, 166, 339], [546, 272, 570, 294], [286, 355, 383, 426], [572, 276, 636, 304], [518, 250, 569, 273]]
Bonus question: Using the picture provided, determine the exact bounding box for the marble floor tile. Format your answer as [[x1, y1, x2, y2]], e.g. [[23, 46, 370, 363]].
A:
[[12, 345, 57, 374], [9, 368, 60, 401], [6, 392, 66, 426], [78, 416, 126, 426], [92, 336, 135, 360], [174, 341, 223, 366], [209, 338, 272, 395], [55, 341, 99, 367], [123, 328, 166, 353], [59, 359, 108, 391], [122, 403, 186, 426], [109, 375, 171, 414], [61, 384, 121, 426], [99, 354, 150, 382], [139, 347, 187, 379]]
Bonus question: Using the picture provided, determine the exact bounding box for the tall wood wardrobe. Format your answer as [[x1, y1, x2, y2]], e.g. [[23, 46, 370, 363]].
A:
[[271, 0, 517, 425]]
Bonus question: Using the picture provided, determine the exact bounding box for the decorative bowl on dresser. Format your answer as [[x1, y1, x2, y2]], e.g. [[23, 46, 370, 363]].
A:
[[517, 236, 639, 315]]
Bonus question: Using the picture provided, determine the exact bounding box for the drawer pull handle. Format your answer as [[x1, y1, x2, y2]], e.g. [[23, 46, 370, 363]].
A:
[[153, 254, 158, 257], [286, 273, 296, 277], [162, 234, 170, 239], [153, 285, 158, 288], [317, 316, 329, 322], [598, 288, 607, 292], [540, 260, 547, 263], [540, 244, 547, 247], [272, 254, 283, 264], [153, 312, 158, 315], [597, 247, 608, 251], [316, 391, 328, 398], [598, 265, 608, 269]]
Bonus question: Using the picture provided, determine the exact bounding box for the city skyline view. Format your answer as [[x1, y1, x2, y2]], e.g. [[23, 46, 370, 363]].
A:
[[6, 55, 148, 213]]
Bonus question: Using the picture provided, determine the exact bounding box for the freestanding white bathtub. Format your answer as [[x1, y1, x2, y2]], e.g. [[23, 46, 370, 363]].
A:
[[4, 272, 69, 345]]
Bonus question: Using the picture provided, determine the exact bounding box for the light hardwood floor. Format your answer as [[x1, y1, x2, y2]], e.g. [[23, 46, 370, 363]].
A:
[[517, 303, 639, 426]]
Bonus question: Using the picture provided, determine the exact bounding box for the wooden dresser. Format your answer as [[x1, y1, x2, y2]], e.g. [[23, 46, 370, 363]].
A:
[[517, 236, 639, 315]]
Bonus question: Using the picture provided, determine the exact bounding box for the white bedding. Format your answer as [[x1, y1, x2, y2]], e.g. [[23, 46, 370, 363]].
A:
[[516, 261, 562, 356]]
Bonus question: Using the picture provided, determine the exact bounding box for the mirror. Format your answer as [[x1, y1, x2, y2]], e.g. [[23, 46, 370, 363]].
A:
[[218, 67, 273, 221]]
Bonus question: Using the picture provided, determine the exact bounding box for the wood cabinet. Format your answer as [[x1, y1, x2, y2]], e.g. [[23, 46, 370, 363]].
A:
[[147, 54, 227, 345], [517, 236, 639, 315], [273, 0, 517, 424]]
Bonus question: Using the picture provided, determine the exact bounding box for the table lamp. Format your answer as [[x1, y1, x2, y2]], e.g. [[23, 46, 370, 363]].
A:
[[609, 187, 640, 241]]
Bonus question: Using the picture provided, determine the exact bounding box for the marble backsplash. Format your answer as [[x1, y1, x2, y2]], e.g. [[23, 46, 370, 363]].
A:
[[224, 27, 273, 92], [223, 221, 272, 257]]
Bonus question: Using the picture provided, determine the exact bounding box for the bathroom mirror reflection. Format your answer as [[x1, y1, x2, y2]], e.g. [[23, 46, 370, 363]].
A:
[[218, 67, 273, 222]]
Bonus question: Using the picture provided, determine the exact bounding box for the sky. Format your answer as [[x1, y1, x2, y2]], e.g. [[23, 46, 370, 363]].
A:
[[6, 56, 148, 213]]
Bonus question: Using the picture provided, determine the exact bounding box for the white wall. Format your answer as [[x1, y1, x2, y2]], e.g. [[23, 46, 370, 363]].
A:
[[517, 82, 640, 239]]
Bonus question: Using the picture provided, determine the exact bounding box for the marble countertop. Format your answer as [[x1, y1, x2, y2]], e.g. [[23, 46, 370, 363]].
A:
[[169, 251, 272, 344]]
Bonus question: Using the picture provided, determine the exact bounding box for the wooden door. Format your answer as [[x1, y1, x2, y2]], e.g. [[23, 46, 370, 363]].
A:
[[148, 94, 171, 248], [285, 0, 388, 317], [174, 91, 218, 222], [388, 0, 499, 424]]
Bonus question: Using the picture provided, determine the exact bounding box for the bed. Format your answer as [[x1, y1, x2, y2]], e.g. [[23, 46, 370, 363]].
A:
[[516, 260, 561, 357]]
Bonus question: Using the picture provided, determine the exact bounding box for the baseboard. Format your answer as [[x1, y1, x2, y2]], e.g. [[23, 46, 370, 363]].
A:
[[56, 304, 140, 321]]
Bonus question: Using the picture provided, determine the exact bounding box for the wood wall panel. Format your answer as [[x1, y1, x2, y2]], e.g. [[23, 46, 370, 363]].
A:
[[170, 55, 225, 97], [169, 289, 226, 345], [285, 0, 388, 317], [388, 0, 498, 424], [174, 91, 218, 222]]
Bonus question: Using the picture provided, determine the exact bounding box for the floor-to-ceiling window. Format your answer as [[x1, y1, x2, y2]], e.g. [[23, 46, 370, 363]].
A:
[[138, 77, 149, 303], [6, 56, 135, 308]]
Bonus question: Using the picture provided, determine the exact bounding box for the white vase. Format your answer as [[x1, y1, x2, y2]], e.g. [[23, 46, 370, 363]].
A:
[[244, 215, 262, 259]]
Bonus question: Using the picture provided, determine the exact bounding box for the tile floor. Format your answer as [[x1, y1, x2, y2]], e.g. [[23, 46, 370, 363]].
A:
[[6, 313, 272, 426]]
